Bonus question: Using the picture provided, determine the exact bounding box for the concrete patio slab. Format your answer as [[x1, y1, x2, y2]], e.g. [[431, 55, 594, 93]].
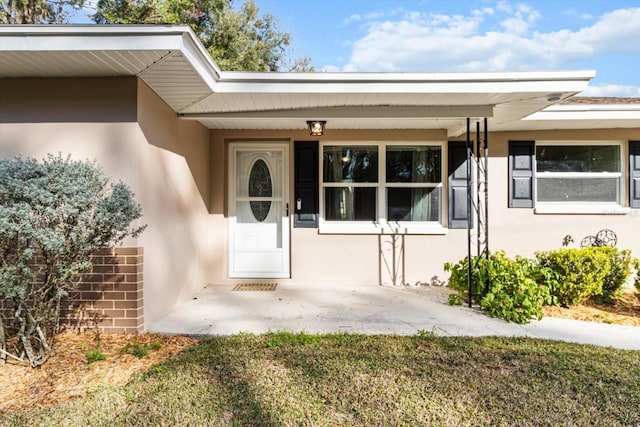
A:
[[148, 283, 640, 350]]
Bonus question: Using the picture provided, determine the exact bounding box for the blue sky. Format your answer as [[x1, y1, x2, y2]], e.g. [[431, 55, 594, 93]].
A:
[[250, 0, 640, 96]]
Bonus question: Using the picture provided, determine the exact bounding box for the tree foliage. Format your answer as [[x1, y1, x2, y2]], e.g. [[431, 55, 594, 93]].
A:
[[0, 0, 86, 23], [0, 154, 144, 367], [92, 0, 313, 71]]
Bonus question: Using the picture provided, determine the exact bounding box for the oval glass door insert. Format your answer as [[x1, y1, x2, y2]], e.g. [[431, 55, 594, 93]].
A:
[[248, 159, 273, 222]]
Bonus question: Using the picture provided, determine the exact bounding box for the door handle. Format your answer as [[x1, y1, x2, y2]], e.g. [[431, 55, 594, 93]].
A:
[[296, 198, 302, 211], [286, 202, 289, 216]]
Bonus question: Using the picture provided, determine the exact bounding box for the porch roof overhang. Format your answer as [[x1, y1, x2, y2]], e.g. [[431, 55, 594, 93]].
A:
[[507, 102, 640, 131], [0, 25, 599, 136]]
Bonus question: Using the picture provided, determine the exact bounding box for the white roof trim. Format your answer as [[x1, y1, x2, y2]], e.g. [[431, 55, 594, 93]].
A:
[[526, 104, 640, 121], [215, 70, 595, 94], [180, 105, 495, 120], [218, 69, 596, 83]]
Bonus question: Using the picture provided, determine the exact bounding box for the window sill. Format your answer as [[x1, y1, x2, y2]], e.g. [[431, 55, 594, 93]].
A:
[[318, 223, 448, 235], [534, 204, 630, 215]]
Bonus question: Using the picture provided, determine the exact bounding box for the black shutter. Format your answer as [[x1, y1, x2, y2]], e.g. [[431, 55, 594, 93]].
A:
[[294, 141, 319, 228], [631, 141, 640, 208], [448, 142, 473, 229], [509, 141, 535, 208]]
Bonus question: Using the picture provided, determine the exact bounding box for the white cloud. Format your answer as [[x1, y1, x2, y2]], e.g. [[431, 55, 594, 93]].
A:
[[342, 10, 386, 26], [496, 1, 512, 13], [321, 65, 341, 72], [342, 14, 362, 25], [337, 3, 640, 74]]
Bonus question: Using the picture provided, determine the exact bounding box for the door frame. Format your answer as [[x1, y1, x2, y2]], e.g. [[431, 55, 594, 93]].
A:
[[228, 142, 290, 278]]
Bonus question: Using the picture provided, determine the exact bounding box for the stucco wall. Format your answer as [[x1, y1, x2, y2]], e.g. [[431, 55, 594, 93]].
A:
[[0, 77, 213, 327], [482, 129, 640, 259], [0, 77, 140, 243], [210, 129, 462, 287], [0, 77, 138, 178], [211, 127, 640, 288], [0, 77, 146, 333], [136, 80, 212, 323], [4, 77, 639, 309]]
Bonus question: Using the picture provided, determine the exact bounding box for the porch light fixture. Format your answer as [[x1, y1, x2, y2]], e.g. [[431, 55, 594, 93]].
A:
[[307, 120, 326, 136]]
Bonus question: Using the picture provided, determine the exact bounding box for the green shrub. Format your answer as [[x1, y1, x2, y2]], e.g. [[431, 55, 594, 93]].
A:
[[445, 251, 551, 324], [0, 154, 145, 367], [535, 248, 611, 307], [480, 254, 551, 323], [444, 254, 491, 301], [634, 258, 640, 301], [597, 247, 634, 303], [448, 293, 463, 306]]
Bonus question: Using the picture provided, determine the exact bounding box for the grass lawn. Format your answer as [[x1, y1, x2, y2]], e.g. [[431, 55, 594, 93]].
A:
[[2, 332, 639, 426]]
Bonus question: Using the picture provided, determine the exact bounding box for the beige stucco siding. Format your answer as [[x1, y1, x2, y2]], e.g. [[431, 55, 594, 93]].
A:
[[211, 127, 640, 287], [0, 77, 140, 242], [3, 75, 640, 320], [484, 129, 640, 260], [210, 129, 462, 286], [136, 80, 212, 323], [0, 77, 214, 325]]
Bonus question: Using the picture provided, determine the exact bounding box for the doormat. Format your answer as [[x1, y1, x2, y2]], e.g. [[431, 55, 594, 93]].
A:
[[232, 283, 278, 291]]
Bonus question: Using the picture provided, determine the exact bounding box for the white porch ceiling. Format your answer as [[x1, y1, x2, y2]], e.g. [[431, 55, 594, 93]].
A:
[[0, 25, 606, 135]]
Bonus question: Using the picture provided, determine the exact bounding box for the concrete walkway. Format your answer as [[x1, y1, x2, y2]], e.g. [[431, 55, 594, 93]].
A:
[[148, 283, 640, 350]]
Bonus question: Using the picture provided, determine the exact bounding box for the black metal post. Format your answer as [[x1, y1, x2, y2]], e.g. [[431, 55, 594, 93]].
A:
[[476, 121, 481, 257], [466, 118, 473, 307], [484, 117, 489, 260]]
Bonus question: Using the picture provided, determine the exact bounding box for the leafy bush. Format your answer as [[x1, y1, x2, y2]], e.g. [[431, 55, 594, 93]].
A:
[[535, 247, 637, 307], [479, 254, 551, 323], [446, 247, 638, 321], [445, 251, 551, 323], [448, 293, 463, 306], [634, 258, 640, 301], [444, 254, 490, 301], [0, 154, 145, 367], [597, 247, 634, 303]]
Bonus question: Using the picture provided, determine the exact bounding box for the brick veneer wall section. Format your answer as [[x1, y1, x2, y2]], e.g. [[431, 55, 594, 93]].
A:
[[62, 247, 144, 334]]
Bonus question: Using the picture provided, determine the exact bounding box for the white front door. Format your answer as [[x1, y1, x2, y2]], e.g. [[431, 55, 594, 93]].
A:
[[228, 143, 290, 278]]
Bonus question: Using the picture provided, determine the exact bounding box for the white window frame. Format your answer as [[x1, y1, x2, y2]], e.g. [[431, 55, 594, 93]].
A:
[[533, 141, 629, 215], [319, 141, 447, 234]]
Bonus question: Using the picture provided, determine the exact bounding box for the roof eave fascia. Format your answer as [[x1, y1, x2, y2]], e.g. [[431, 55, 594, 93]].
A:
[[213, 70, 596, 94], [0, 24, 191, 50], [218, 69, 596, 83], [524, 102, 640, 121], [177, 26, 221, 88], [180, 105, 495, 120]]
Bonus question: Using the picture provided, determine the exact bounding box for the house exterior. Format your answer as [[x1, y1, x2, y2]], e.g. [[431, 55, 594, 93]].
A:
[[1, 25, 639, 333]]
